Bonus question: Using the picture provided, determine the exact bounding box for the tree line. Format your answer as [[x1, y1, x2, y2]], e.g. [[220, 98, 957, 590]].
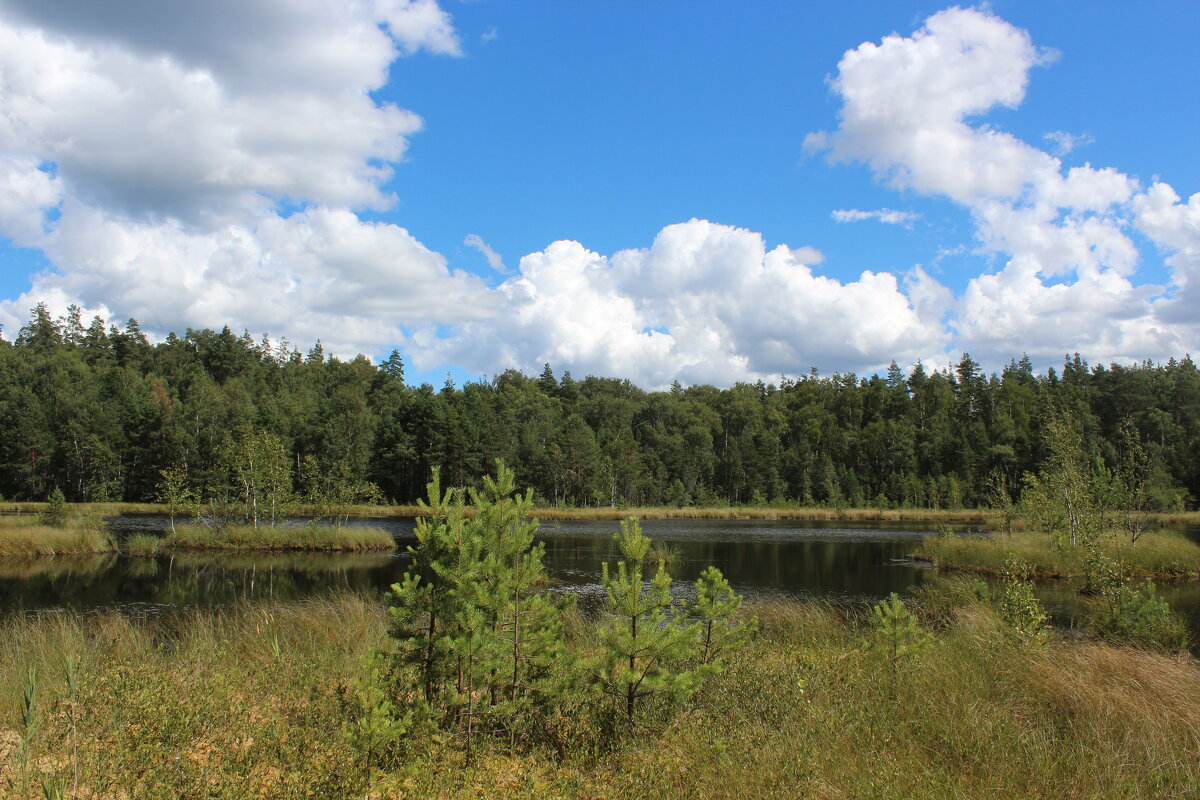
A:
[[1, 302, 1197, 510]]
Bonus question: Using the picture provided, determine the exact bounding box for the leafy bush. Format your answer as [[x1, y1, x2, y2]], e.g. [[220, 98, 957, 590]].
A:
[[997, 555, 1048, 644], [1087, 579, 1190, 652]]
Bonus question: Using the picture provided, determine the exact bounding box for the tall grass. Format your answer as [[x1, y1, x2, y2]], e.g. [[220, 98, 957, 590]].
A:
[[163, 523, 395, 552], [123, 532, 162, 556], [918, 530, 1200, 578], [0, 516, 115, 557], [1, 594, 1197, 798]]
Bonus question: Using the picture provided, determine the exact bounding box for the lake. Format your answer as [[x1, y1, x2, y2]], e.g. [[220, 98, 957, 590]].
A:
[[3, 515, 1199, 643]]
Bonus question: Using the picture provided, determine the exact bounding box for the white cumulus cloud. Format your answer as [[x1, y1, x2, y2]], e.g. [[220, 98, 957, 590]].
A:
[[0, 0, 472, 353], [416, 219, 950, 388], [811, 6, 1196, 367]]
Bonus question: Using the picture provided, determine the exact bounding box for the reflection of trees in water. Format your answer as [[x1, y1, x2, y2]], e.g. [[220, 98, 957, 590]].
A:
[[4, 533, 1199, 641], [0, 552, 410, 611], [538, 535, 926, 599]]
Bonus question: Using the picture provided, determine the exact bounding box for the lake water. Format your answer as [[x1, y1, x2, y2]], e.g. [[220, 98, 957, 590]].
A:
[[3, 515, 1199, 643]]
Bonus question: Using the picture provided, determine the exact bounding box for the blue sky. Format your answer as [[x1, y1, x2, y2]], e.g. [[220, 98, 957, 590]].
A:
[[0, 1, 1197, 388]]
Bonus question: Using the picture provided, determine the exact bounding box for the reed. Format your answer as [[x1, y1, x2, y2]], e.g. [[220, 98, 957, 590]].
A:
[[0, 516, 115, 557], [163, 523, 395, 552], [917, 530, 1200, 578], [123, 532, 163, 557]]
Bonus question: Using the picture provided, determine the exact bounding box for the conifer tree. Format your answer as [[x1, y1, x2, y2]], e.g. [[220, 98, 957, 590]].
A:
[[595, 518, 699, 727], [692, 565, 752, 665]]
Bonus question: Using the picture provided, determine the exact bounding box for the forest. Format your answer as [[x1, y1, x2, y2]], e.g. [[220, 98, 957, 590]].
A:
[[1, 302, 1197, 510]]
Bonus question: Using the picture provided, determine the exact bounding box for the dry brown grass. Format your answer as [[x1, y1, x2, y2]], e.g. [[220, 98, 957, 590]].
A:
[[1, 594, 1199, 798]]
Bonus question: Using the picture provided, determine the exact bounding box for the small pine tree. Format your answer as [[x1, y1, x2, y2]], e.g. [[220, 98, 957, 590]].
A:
[[868, 593, 931, 670], [340, 652, 413, 781], [41, 488, 68, 528], [595, 518, 699, 728], [386, 468, 470, 705], [386, 462, 572, 758], [692, 566, 753, 666]]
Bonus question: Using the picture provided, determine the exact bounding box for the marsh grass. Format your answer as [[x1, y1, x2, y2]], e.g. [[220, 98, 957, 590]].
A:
[[0, 516, 115, 557], [1, 593, 1197, 798], [163, 523, 395, 552], [122, 533, 162, 557], [918, 530, 1200, 578]]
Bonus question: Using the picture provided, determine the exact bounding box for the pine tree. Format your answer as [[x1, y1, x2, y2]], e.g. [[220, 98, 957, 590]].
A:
[[692, 565, 752, 665], [595, 518, 699, 727]]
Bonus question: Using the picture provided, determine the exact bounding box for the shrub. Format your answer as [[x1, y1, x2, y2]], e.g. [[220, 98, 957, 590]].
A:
[[1087, 579, 1190, 652], [997, 555, 1049, 644]]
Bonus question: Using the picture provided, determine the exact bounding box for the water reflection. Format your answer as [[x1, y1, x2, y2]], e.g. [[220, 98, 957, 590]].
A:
[[1, 514, 1197, 648]]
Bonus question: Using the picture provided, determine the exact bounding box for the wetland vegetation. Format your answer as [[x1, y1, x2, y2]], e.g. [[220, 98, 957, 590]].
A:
[[2, 587, 1197, 799], [4, 308, 1200, 797]]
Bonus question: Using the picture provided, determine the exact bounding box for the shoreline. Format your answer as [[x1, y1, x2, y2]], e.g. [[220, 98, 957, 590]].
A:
[[10, 500, 1198, 526]]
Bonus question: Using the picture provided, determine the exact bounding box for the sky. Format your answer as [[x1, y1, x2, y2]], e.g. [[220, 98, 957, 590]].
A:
[[0, 0, 1197, 389]]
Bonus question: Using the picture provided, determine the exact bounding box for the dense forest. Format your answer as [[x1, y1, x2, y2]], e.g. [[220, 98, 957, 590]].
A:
[[1, 302, 1197, 509]]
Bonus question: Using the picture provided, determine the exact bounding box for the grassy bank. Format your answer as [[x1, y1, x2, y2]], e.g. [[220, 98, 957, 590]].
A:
[[8, 500, 1200, 526], [162, 523, 395, 552], [1, 594, 1197, 798], [0, 516, 114, 557], [917, 530, 1200, 579], [2, 501, 995, 523]]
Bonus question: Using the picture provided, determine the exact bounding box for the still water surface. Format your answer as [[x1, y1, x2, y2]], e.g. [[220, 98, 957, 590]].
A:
[[2, 516, 1198, 642]]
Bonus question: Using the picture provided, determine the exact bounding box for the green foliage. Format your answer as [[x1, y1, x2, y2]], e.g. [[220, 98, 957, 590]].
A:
[[1087, 577, 1190, 652], [301, 456, 382, 527], [40, 488, 68, 528], [867, 593, 931, 668], [221, 426, 295, 527], [997, 555, 1049, 644], [385, 462, 575, 757], [3, 298, 1199, 515], [1021, 410, 1100, 550], [156, 464, 196, 534], [692, 565, 753, 665], [340, 652, 413, 780], [595, 518, 701, 727]]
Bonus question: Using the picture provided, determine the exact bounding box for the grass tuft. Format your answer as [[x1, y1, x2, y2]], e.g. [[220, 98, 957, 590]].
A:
[[163, 523, 395, 552], [123, 532, 163, 557], [917, 530, 1200, 579], [0, 516, 115, 557]]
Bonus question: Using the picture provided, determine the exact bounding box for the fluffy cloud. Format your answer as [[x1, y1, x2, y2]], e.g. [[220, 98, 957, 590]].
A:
[[1, 3, 1195, 384], [0, 0, 473, 350], [4, 202, 495, 355], [810, 6, 1194, 367], [417, 220, 950, 388], [423, 6, 1196, 384]]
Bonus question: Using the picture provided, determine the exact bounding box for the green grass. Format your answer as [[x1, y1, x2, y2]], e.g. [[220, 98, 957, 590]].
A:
[[163, 523, 395, 552], [0, 516, 115, 557], [123, 532, 163, 557], [1, 594, 1197, 798], [917, 531, 1200, 578]]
